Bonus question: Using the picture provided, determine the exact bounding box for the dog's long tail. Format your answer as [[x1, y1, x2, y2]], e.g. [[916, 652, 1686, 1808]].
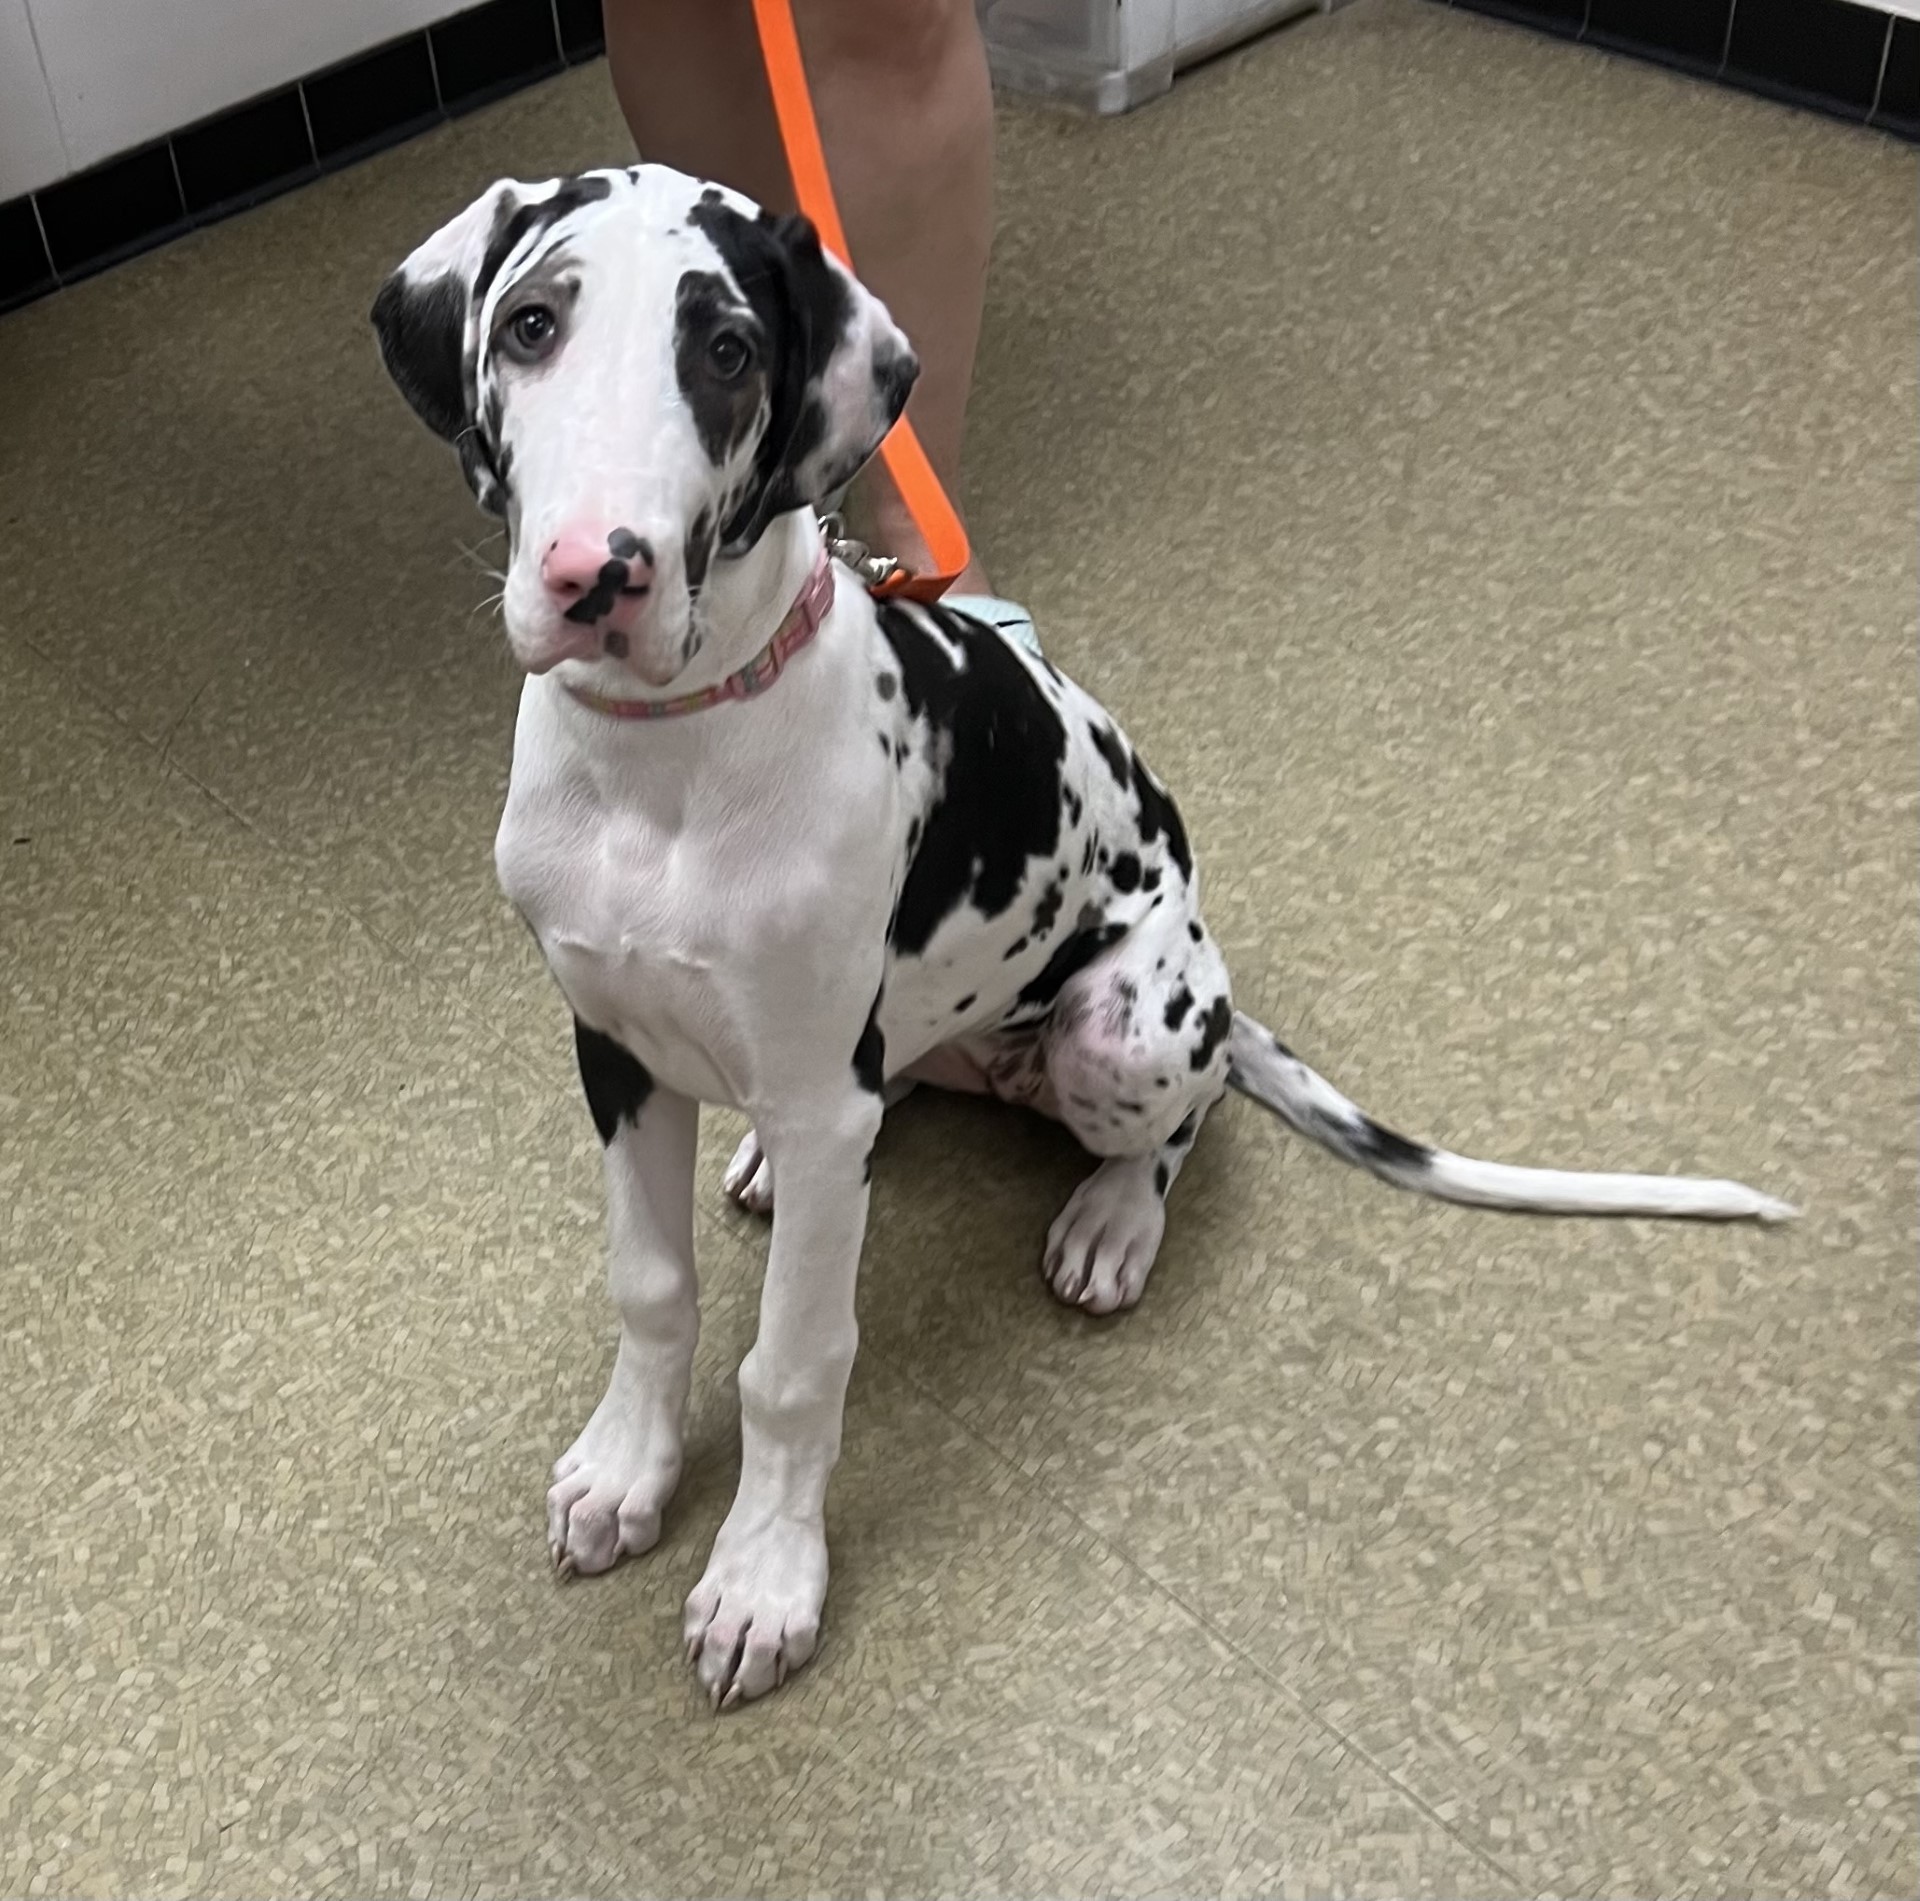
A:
[[1225, 1012, 1796, 1222]]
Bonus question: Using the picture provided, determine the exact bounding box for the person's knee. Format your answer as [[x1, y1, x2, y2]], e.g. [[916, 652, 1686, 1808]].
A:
[[800, 0, 982, 89]]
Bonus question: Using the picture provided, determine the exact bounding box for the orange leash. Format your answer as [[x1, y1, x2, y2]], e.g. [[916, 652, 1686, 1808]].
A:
[[750, 0, 970, 602]]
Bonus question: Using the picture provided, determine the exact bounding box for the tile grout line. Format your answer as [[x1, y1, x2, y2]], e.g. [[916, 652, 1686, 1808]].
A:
[[163, 139, 189, 226], [1870, 14, 1895, 118], [869, 1351, 1536, 1894], [26, 191, 59, 289], [294, 79, 321, 170]]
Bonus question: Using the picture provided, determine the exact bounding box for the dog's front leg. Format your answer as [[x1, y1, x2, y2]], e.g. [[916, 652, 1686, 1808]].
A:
[[548, 1043, 700, 1576], [684, 1087, 884, 1708]]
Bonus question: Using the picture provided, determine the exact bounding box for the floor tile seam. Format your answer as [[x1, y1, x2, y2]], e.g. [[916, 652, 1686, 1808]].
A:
[[870, 1351, 1540, 1895]]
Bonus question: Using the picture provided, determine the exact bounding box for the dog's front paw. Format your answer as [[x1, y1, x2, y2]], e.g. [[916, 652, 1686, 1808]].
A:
[[547, 1386, 681, 1577], [722, 1129, 775, 1215], [1043, 1160, 1168, 1315], [682, 1513, 828, 1709]]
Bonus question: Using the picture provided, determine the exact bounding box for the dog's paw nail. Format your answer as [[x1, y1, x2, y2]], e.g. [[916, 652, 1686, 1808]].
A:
[[555, 1551, 575, 1580]]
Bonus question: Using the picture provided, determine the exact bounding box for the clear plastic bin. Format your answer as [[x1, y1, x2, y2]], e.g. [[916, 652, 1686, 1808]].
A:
[[978, 0, 1341, 115]]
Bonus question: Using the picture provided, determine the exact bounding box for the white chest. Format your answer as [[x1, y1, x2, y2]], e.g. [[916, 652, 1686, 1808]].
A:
[[493, 673, 900, 1108]]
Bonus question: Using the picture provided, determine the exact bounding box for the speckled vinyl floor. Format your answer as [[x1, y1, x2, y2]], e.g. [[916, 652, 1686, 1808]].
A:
[[1, 1, 1913, 1894]]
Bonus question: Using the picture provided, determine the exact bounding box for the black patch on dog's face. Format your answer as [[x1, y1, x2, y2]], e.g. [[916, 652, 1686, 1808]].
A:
[[1190, 996, 1232, 1072], [684, 507, 716, 597], [674, 268, 767, 465], [574, 1018, 652, 1142], [1031, 880, 1064, 936], [476, 174, 612, 311], [373, 173, 615, 510], [688, 198, 874, 552], [852, 987, 886, 1094], [879, 604, 1071, 957], [370, 272, 469, 443], [1108, 851, 1143, 894]]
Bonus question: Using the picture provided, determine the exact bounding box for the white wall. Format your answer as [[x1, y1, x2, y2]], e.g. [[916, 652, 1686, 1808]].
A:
[[0, 0, 66, 195], [4, 0, 474, 198]]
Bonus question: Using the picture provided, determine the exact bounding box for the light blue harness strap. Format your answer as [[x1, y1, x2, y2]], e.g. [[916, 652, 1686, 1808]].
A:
[[943, 593, 1042, 655]]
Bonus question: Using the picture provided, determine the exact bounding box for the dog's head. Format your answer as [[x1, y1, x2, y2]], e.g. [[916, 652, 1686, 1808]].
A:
[[371, 165, 916, 685]]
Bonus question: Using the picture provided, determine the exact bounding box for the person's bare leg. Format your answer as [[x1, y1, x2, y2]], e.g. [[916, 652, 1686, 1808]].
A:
[[603, 0, 996, 593]]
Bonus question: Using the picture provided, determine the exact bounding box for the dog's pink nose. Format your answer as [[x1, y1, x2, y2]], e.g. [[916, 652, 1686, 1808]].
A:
[[540, 526, 655, 623]]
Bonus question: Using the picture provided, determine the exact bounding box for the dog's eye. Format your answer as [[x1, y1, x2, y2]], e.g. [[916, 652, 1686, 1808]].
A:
[[504, 304, 559, 360], [708, 331, 752, 380]]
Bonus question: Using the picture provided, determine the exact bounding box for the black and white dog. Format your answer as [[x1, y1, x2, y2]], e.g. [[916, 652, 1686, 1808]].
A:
[[373, 166, 1792, 1708]]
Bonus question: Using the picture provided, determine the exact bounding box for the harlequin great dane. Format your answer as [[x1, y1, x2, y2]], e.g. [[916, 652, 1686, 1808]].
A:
[[371, 164, 1794, 1709]]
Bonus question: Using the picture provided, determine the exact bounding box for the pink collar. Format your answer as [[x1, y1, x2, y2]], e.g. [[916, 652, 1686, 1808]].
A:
[[562, 550, 835, 720]]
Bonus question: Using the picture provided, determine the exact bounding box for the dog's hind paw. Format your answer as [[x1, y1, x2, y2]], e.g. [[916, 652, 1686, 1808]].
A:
[[1043, 1158, 1168, 1316], [723, 1129, 775, 1215]]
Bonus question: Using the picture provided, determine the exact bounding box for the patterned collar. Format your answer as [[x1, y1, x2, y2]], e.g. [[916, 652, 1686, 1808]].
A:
[[562, 549, 835, 720]]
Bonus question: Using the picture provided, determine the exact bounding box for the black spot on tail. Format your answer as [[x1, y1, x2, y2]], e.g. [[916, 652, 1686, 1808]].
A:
[[575, 1019, 652, 1143], [1351, 1119, 1432, 1173]]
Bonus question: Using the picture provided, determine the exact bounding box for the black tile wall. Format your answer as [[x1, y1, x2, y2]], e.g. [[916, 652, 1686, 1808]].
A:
[[1454, 1, 1588, 37], [0, 197, 54, 314], [4, 0, 1909, 323], [1587, 0, 1733, 72], [172, 86, 316, 217], [1445, 1, 1914, 139], [431, 0, 565, 111], [557, 0, 608, 63], [1873, 18, 1920, 134], [36, 143, 187, 281], [304, 36, 442, 165], [0, 0, 595, 316], [1727, 0, 1890, 116]]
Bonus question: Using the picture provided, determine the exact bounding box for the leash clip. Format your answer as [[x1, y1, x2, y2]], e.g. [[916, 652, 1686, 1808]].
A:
[[820, 513, 902, 592]]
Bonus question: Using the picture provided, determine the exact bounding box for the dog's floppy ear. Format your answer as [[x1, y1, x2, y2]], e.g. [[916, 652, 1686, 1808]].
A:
[[693, 201, 918, 552], [370, 178, 529, 445]]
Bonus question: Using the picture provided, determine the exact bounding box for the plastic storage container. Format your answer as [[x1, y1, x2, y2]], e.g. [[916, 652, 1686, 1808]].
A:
[[978, 0, 1341, 115]]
